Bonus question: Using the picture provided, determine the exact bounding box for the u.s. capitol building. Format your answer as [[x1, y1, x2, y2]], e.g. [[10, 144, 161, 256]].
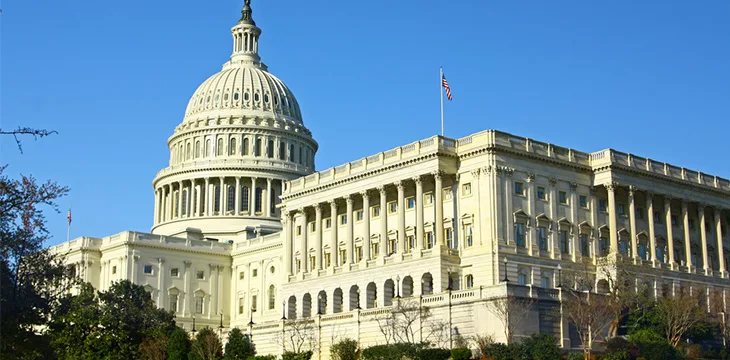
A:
[[51, 1, 730, 357]]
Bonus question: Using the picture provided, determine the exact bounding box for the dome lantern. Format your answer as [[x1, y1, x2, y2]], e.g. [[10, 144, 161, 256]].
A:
[[230, 0, 262, 66]]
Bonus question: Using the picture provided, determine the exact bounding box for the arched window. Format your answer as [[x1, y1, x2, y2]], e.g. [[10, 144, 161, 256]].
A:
[[268, 285, 276, 310], [195, 141, 201, 158], [333, 288, 343, 313], [298, 146, 303, 164], [241, 186, 249, 212], [254, 138, 262, 157], [217, 138, 224, 156], [289, 144, 295, 162], [255, 187, 263, 213], [242, 137, 250, 155], [302, 293, 312, 318], [205, 139, 211, 157], [227, 186, 235, 212], [214, 185, 221, 213], [185, 143, 191, 160], [270, 188, 277, 214], [192, 188, 197, 216], [465, 275, 474, 289], [421, 273, 433, 295], [279, 141, 286, 160], [366, 282, 377, 309], [182, 189, 188, 216], [229, 138, 237, 156], [267, 139, 274, 158], [287, 296, 297, 319]]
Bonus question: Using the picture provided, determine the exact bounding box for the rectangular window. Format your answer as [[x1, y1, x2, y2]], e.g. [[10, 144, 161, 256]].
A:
[[446, 228, 456, 249], [170, 268, 179, 277], [559, 191, 568, 204], [518, 273, 527, 286], [372, 206, 381, 218], [537, 186, 546, 200], [251, 295, 257, 312], [462, 183, 472, 196], [326, 218, 332, 228], [654, 212, 662, 224], [538, 227, 547, 251], [671, 215, 678, 226], [465, 224, 473, 247], [515, 182, 524, 196], [296, 259, 301, 273], [196, 270, 204, 280], [239, 271, 244, 280], [580, 235, 589, 257], [310, 222, 316, 232], [252, 269, 258, 277], [112, 266, 117, 274], [339, 250, 346, 266], [195, 297, 204, 314], [515, 224, 525, 248], [560, 230, 569, 254], [424, 193, 434, 205], [324, 253, 331, 268], [406, 197, 416, 209], [238, 297, 245, 314], [310, 256, 316, 270], [579, 195, 588, 208], [356, 246, 363, 262], [356, 210, 364, 221], [296, 226, 302, 236], [599, 199, 607, 212], [444, 188, 453, 200], [599, 237, 608, 256], [617, 204, 625, 215], [637, 207, 645, 220], [144, 265, 153, 275], [388, 239, 397, 254], [388, 202, 397, 214], [689, 219, 696, 230], [341, 214, 348, 225], [425, 233, 435, 249], [169, 294, 178, 313], [541, 276, 551, 288], [406, 235, 415, 252], [371, 243, 380, 259]]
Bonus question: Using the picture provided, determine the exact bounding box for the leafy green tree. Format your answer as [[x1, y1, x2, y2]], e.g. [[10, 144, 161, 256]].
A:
[[168, 327, 192, 360], [627, 329, 682, 360], [224, 327, 255, 360], [0, 166, 73, 359], [189, 327, 223, 360], [48, 280, 176, 359]]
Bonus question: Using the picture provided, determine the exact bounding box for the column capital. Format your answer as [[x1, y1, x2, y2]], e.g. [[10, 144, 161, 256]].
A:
[[217, 265, 225, 271], [313, 203, 322, 213], [604, 181, 619, 191], [431, 170, 444, 180], [376, 185, 386, 194], [548, 177, 557, 187], [209, 263, 217, 271], [628, 185, 637, 196], [664, 195, 673, 203], [482, 165, 493, 174], [359, 190, 370, 198], [696, 202, 706, 211], [343, 194, 353, 204], [526, 173, 536, 183], [283, 210, 293, 219], [471, 168, 481, 178], [570, 182, 578, 191], [328, 199, 337, 207], [395, 181, 404, 191], [412, 175, 423, 184], [157, 257, 166, 264], [133, 255, 140, 262], [184, 260, 192, 268]]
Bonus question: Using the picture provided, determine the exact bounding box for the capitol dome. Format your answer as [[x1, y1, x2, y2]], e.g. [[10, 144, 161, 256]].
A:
[[151, 0, 317, 240]]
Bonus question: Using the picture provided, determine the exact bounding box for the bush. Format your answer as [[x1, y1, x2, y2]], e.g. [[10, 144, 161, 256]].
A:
[[282, 351, 313, 360], [473, 334, 496, 358], [451, 347, 472, 360], [520, 333, 560, 360], [565, 352, 584, 360], [247, 356, 276, 360], [331, 339, 359, 360], [603, 337, 632, 360], [628, 330, 682, 360], [361, 343, 420, 360], [416, 348, 450, 360], [480, 343, 523, 360]]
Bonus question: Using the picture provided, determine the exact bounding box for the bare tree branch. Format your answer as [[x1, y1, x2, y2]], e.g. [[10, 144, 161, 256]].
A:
[[1, 127, 58, 154]]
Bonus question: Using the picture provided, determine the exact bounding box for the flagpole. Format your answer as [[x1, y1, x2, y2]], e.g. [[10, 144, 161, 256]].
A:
[[67, 206, 71, 242], [440, 66, 444, 137]]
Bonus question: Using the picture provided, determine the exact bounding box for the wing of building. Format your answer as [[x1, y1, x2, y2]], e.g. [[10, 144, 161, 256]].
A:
[[50, 1, 730, 357]]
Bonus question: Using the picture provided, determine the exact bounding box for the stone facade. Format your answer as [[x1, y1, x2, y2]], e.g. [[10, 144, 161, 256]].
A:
[[50, 2, 730, 359]]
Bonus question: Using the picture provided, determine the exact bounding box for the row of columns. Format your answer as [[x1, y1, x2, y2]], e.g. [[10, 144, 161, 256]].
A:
[[154, 176, 281, 224], [604, 182, 728, 275], [283, 171, 448, 276]]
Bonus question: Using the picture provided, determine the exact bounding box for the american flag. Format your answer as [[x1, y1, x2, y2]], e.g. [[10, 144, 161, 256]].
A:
[[67, 209, 72, 225], [442, 74, 452, 101]]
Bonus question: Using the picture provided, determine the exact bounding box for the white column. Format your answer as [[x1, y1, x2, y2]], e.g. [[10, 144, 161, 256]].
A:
[[250, 177, 257, 214], [232, 265, 239, 321], [606, 182, 618, 254], [186, 180, 193, 217], [132, 255, 139, 284], [329, 200, 338, 267], [314, 204, 323, 271], [665, 196, 675, 267], [526, 175, 536, 256], [219, 177, 226, 216], [414, 177, 424, 253], [378, 186, 387, 255], [301, 209, 309, 273], [183, 261, 191, 317], [209, 264, 217, 318], [570, 183, 579, 261], [682, 200, 693, 271], [396, 181, 405, 253], [204, 178, 211, 216], [345, 195, 354, 264], [699, 204, 709, 274], [628, 186, 638, 261], [235, 177, 241, 215], [266, 178, 273, 217], [716, 208, 726, 276], [503, 169, 514, 245], [647, 192, 657, 264], [434, 172, 444, 246], [153, 189, 159, 224], [284, 212, 293, 275], [177, 181, 183, 218], [361, 191, 371, 261], [217, 265, 223, 319], [157, 258, 165, 309]]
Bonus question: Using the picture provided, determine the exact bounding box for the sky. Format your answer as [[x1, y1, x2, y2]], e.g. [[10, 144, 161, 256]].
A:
[[2, 0, 729, 247]]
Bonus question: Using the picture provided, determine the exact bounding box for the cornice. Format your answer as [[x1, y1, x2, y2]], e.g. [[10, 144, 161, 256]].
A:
[[602, 163, 730, 199]]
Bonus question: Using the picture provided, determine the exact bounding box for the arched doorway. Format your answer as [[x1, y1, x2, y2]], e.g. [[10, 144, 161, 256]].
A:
[[421, 273, 433, 295], [333, 288, 343, 313], [302, 293, 312, 318], [383, 279, 395, 306], [287, 295, 297, 319], [366, 282, 377, 309], [401, 276, 414, 297]]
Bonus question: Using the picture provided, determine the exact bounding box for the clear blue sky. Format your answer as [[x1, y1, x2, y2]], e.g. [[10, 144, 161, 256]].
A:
[[2, 1, 729, 247]]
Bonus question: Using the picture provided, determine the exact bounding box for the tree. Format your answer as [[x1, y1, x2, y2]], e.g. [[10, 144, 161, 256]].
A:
[[373, 299, 440, 345], [330, 339, 359, 360], [189, 327, 223, 360], [0, 165, 73, 359], [656, 290, 706, 348], [594, 255, 652, 338], [48, 280, 176, 359], [485, 295, 535, 344], [280, 319, 317, 354], [167, 327, 192, 360], [139, 336, 169, 360], [0, 127, 57, 154], [224, 327, 255, 360]]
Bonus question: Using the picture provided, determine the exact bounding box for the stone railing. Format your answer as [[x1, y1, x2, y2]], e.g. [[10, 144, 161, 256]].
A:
[[155, 158, 311, 179]]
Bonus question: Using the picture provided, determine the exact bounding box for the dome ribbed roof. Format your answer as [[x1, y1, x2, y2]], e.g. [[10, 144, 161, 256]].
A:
[[183, 65, 303, 124]]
